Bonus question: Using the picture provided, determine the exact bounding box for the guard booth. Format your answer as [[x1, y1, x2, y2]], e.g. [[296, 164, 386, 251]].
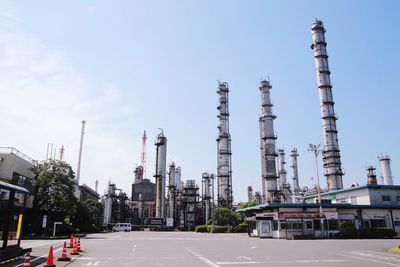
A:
[[0, 181, 31, 262]]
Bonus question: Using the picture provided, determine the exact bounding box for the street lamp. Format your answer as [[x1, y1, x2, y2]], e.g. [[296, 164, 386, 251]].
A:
[[308, 144, 324, 238]]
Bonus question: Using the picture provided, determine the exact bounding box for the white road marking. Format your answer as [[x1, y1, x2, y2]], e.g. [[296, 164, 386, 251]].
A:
[[13, 247, 62, 267], [217, 262, 262, 265], [338, 253, 400, 266], [236, 256, 252, 261], [25, 240, 63, 248], [365, 250, 400, 259], [93, 261, 101, 266], [249, 246, 257, 249], [217, 259, 347, 265], [186, 248, 220, 267]]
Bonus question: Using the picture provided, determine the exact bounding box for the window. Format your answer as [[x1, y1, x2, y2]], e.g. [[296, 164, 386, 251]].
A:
[[370, 219, 386, 228], [321, 199, 332, 204], [382, 195, 391, 201], [394, 221, 400, 226], [328, 219, 339, 230], [396, 196, 400, 201], [273, 221, 279, 231], [305, 221, 313, 229]]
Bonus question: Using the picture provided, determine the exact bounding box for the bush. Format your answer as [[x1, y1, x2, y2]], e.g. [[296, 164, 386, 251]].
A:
[[338, 221, 357, 238], [229, 223, 248, 233], [358, 228, 396, 239], [207, 225, 228, 233], [195, 225, 208, 233], [131, 225, 141, 231]]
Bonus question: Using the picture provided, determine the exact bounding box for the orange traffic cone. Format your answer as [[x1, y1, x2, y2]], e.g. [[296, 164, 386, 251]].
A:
[[57, 242, 71, 261], [44, 246, 56, 267], [77, 237, 81, 252], [67, 234, 74, 248], [70, 241, 79, 255], [22, 252, 31, 267]]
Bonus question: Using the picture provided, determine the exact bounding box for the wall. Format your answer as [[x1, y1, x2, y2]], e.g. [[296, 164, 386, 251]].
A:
[[0, 153, 35, 181]]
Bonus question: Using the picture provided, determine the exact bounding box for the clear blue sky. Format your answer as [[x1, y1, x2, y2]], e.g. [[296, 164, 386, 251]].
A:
[[0, 0, 398, 202]]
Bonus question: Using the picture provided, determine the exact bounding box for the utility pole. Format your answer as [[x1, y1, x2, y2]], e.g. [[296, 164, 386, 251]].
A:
[[308, 144, 324, 238]]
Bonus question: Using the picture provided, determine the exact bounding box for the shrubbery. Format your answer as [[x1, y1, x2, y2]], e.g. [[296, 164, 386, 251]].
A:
[[195, 225, 208, 233], [229, 223, 248, 233], [207, 225, 228, 233], [337, 223, 396, 239], [131, 225, 141, 231]]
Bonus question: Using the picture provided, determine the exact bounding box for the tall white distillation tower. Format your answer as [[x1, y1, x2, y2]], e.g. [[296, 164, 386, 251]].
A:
[[311, 19, 344, 191], [259, 80, 279, 203], [154, 130, 167, 218], [278, 149, 292, 203], [290, 148, 301, 200], [378, 155, 393, 185], [167, 162, 176, 220], [216, 82, 233, 208]]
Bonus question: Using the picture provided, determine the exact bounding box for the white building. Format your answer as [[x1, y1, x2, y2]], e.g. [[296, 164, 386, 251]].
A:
[[238, 185, 400, 239]]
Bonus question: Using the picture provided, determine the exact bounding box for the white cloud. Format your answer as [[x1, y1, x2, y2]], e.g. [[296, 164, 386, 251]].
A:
[[0, 8, 139, 194]]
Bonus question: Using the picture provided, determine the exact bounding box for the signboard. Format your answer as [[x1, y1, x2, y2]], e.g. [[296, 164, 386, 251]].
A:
[[166, 218, 174, 227], [42, 215, 47, 228], [145, 218, 164, 226], [278, 212, 325, 219]]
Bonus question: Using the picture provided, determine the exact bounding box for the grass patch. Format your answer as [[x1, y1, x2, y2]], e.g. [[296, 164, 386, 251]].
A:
[[390, 246, 400, 254]]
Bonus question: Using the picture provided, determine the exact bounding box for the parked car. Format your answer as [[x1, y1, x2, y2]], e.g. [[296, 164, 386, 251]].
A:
[[112, 223, 131, 232]]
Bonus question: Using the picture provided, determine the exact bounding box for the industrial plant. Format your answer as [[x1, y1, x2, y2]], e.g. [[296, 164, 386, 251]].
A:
[[100, 19, 399, 236], [1, 19, 398, 248], [240, 19, 400, 239]]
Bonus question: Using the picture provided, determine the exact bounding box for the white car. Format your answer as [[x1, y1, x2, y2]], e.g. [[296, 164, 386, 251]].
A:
[[112, 223, 131, 232]]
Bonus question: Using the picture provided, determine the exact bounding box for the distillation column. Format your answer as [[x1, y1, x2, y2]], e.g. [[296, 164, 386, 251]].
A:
[[202, 173, 211, 225], [155, 130, 167, 218], [175, 167, 182, 191], [290, 148, 301, 200], [278, 149, 292, 203], [378, 155, 393, 185], [216, 82, 233, 208], [247, 186, 254, 202], [259, 80, 279, 202], [311, 19, 344, 191], [167, 162, 176, 220], [367, 166, 377, 185]]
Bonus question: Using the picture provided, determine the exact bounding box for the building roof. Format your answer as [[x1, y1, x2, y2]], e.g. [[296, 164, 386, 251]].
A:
[[302, 184, 400, 199], [236, 202, 400, 213], [0, 180, 30, 193]]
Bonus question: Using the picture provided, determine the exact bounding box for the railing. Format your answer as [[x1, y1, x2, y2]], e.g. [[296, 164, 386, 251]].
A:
[[0, 147, 38, 165]]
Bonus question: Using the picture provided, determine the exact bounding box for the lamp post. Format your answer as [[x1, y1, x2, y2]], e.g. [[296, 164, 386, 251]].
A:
[[308, 144, 324, 238]]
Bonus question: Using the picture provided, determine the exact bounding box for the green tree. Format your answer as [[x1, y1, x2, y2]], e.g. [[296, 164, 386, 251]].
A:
[[214, 207, 240, 226], [30, 160, 77, 233], [71, 199, 103, 233], [84, 199, 103, 227], [237, 201, 259, 210]]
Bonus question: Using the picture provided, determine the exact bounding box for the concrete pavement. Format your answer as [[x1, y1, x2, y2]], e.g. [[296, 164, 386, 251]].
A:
[[3, 232, 400, 266]]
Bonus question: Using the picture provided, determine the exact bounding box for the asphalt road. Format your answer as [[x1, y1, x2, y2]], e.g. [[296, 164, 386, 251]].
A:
[[3, 231, 400, 266]]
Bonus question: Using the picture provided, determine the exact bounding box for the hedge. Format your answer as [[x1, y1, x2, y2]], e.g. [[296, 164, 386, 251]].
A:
[[195, 225, 208, 233], [207, 225, 228, 233], [229, 223, 248, 233]]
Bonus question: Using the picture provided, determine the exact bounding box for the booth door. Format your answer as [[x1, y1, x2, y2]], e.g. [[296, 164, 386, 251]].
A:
[[259, 220, 272, 238]]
